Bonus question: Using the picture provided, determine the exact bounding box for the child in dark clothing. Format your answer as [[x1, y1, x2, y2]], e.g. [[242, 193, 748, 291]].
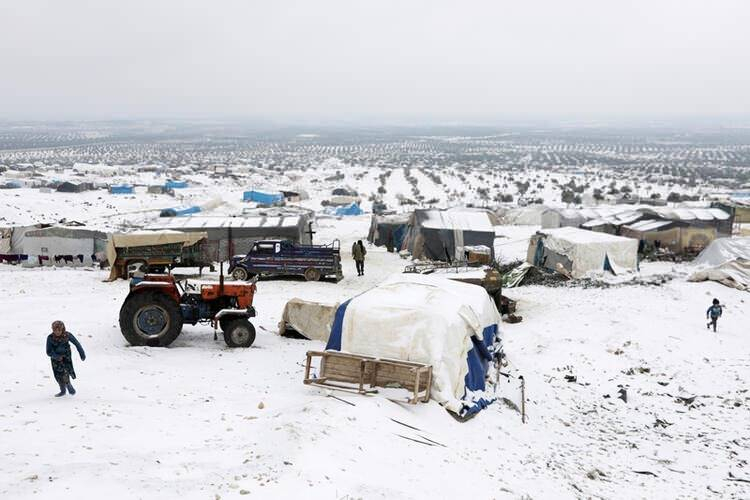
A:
[[706, 298, 723, 332], [46, 320, 86, 397]]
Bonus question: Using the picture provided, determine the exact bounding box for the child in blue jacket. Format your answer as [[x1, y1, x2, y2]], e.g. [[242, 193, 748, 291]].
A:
[[706, 298, 723, 332]]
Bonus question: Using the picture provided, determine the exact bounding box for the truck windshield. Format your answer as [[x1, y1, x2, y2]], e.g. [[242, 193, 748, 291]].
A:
[[254, 243, 276, 255]]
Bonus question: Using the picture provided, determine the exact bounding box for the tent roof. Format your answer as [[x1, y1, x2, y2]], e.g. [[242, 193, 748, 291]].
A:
[[417, 209, 494, 232], [694, 237, 750, 267], [622, 219, 675, 232], [539, 226, 635, 245], [146, 216, 301, 230]]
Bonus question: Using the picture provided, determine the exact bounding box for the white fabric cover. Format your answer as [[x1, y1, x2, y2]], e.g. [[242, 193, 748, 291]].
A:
[[688, 258, 750, 291], [278, 298, 338, 342], [535, 227, 638, 278], [694, 237, 750, 267], [337, 274, 501, 413]]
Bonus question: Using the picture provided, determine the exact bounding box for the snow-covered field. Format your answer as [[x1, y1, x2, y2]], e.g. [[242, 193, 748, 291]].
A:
[[1, 213, 749, 499]]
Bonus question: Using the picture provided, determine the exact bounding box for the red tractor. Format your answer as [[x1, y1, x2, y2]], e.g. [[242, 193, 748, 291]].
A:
[[119, 274, 258, 348]]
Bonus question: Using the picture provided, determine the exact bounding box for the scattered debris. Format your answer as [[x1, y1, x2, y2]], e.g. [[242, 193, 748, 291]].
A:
[[633, 470, 658, 477], [564, 375, 577, 383], [654, 418, 673, 428]]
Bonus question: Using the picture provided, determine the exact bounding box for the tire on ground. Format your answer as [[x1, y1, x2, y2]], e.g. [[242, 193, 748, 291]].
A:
[[304, 267, 321, 282], [223, 319, 256, 348], [119, 291, 183, 347]]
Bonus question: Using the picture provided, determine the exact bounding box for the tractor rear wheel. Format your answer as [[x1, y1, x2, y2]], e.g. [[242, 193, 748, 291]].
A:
[[119, 291, 183, 347], [304, 267, 321, 282], [232, 267, 248, 281], [223, 319, 256, 348]]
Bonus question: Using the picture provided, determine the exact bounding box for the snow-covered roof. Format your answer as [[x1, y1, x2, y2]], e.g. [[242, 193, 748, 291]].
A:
[[418, 209, 493, 232], [622, 219, 674, 232], [147, 216, 301, 230], [539, 226, 635, 245]]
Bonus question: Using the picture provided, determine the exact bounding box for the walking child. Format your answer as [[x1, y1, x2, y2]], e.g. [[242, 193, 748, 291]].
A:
[[46, 320, 86, 397], [706, 298, 723, 332]]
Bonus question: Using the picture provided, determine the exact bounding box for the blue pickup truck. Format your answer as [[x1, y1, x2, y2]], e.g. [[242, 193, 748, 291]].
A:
[[229, 240, 343, 282]]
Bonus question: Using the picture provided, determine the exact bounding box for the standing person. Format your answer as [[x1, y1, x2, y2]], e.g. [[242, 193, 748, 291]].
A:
[[46, 320, 86, 397], [706, 298, 723, 332], [352, 240, 367, 276]]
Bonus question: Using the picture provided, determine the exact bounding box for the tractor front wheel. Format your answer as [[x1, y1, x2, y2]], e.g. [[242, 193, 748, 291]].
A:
[[119, 291, 183, 347], [223, 319, 256, 348]]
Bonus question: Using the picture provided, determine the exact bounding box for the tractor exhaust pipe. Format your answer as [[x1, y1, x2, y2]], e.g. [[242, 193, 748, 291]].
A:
[[219, 261, 224, 294]]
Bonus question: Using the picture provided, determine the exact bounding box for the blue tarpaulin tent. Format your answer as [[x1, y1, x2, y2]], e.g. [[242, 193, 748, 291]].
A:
[[334, 203, 363, 216], [243, 190, 284, 205], [110, 185, 134, 194], [160, 206, 201, 217], [324, 274, 502, 417], [165, 180, 188, 189]]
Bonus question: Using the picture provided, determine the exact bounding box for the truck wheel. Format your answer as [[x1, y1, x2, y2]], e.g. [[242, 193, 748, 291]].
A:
[[232, 267, 248, 281], [223, 319, 256, 348], [304, 267, 321, 282], [119, 291, 183, 347]]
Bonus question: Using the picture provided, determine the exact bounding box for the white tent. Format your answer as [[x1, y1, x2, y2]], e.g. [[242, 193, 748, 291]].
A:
[[325, 274, 501, 415], [528, 227, 638, 278], [694, 237, 750, 267], [689, 259, 750, 291]]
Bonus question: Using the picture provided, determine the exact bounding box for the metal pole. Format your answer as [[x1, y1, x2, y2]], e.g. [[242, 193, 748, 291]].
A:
[[519, 375, 526, 424]]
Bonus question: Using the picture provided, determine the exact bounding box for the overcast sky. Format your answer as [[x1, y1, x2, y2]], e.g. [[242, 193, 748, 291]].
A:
[[0, 0, 748, 122]]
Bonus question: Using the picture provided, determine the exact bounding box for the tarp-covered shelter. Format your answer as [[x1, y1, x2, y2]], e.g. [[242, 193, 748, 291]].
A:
[[243, 190, 284, 205], [278, 298, 339, 341], [620, 219, 716, 254], [367, 214, 410, 251], [164, 180, 188, 190], [110, 185, 134, 194], [402, 209, 496, 262], [160, 206, 202, 217], [333, 203, 363, 216], [23, 226, 107, 258], [325, 274, 502, 417], [528, 227, 638, 278], [694, 237, 750, 267], [146, 214, 313, 261], [689, 258, 750, 291], [56, 181, 91, 193]]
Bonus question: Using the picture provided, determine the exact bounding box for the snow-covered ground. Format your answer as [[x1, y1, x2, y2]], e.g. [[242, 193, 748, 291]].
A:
[[1, 215, 749, 499]]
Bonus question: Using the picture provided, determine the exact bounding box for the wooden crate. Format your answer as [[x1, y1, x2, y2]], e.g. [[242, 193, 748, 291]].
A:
[[303, 350, 432, 404]]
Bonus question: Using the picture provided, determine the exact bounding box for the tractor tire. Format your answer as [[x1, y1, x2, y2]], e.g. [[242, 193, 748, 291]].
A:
[[304, 267, 321, 282], [119, 291, 183, 347], [231, 267, 248, 281], [223, 319, 256, 348]]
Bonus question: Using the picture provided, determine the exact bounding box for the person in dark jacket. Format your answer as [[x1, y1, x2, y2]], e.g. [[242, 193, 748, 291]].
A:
[[46, 320, 86, 397], [706, 298, 723, 332], [351, 240, 367, 276]]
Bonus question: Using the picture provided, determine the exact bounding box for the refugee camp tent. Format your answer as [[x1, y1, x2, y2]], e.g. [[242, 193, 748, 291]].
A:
[[110, 185, 134, 194], [147, 185, 165, 194], [325, 274, 502, 417], [620, 219, 716, 254], [243, 190, 284, 205], [281, 190, 309, 203], [160, 206, 202, 217], [402, 209, 496, 262], [329, 195, 360, 207], [367, 214, 410, 251], [495, 205, 548, 225], [688, 258, 750, 291], [0, 228, 12, 253], [541, 208, 587, 229], [23, 226, 107, 258], [56, 181, 92, 193], [333, 203, 363, 216], [694, 237, 750, 267], [146, 213, 313, 261], [528, 227, 638, 278], [164, 180, 188, 190]]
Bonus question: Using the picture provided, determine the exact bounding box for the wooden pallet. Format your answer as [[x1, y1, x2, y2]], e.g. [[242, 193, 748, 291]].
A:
[[303, 350, 432, 404]]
